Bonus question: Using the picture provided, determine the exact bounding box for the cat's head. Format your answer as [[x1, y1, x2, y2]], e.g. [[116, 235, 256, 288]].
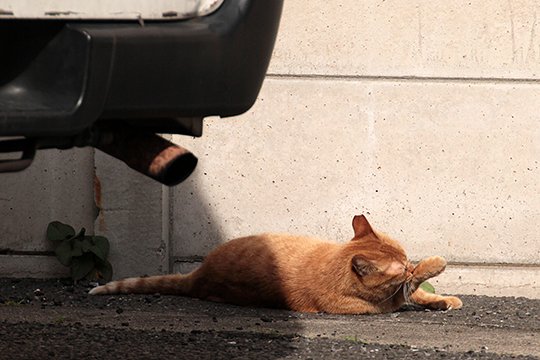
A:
[[346, 215, 413, 303]]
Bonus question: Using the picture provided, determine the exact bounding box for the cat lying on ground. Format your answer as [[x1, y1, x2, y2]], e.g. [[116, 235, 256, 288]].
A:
[[90, 215, 462, 314]]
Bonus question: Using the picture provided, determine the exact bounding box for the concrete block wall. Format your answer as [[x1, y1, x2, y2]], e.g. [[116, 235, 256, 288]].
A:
[[0, 148, 95, 277], [93, 151, 170, 279], [1, 0, 538, 298], [171, 0, 539, 298], [0, 148, 170, 281]]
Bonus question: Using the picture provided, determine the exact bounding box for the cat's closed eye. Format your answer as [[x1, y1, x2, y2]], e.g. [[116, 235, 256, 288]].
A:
[[384, 261, 407, 276]]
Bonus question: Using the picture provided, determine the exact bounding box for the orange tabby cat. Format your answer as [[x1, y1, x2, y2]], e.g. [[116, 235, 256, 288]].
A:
[[90, 215, 462, 314]]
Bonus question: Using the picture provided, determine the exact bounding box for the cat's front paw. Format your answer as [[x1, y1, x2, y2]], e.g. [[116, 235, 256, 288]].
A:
[[424, 295, 463, 311], [423, 255, 447, 273], [413, 256, 447, 282], [443, 296, 463, 310]]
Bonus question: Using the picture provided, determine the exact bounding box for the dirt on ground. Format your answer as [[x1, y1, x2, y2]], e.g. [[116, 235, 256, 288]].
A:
[[0, 278, 538, 359]]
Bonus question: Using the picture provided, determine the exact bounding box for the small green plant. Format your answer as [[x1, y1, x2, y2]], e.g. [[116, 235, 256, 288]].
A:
[[419, 281, 436, 294], [343, 335, 367, 343], [54, 316, 66, 324], [47, 221, 113, 282], [1, 299, 25, 307]]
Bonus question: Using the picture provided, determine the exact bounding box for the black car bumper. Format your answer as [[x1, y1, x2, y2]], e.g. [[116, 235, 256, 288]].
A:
[[0, 0, 283, 137]]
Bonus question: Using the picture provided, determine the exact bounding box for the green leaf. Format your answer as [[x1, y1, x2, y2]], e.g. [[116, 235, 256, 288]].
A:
[[76, 227, 86, 238], [95, 259, 113, 282], [47, 222, 75, 242], [54, 240, 74, 266], [420, 281, 436, 294], [88, 236, 110, 261], [71, 239, 84, 257], [81, 236, 94, 253], [71, 253, 95, 281]]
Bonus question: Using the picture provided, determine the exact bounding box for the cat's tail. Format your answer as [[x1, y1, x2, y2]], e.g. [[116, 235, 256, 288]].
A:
[[88, 273, 194, 296]]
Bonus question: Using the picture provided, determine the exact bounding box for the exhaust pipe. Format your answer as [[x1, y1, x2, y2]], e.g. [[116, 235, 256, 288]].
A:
[[94, 127, 198, 186], [0, 138, 37, 172]]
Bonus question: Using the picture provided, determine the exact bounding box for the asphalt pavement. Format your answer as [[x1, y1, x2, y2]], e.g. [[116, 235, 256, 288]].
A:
[[0, 278, 538, 359]]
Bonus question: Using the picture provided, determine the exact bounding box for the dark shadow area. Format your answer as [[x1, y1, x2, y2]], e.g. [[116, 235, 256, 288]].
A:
[[170, 171, 230, 266], [0, 278, 305, 359], [169, 171, 305, 358]]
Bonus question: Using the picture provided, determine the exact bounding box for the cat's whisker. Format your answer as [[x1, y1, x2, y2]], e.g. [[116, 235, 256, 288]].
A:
[[377, 283, 404, 305], [402, 282, 410, 304]]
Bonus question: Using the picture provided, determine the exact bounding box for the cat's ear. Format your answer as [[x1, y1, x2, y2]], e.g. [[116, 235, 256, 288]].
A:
[[352, 215, 374, 238], [352, 255, 376, 277]]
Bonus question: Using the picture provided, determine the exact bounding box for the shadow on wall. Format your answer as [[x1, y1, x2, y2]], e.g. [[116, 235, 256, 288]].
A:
[[0, 148, 95, 254], [94, 150, 170, 279], [170, 170, 306, 359], [170, 168, 226, 274]]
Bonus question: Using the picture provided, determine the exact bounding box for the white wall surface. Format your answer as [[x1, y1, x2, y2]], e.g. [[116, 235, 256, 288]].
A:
[[172, 79, 540, 265], [271, 0, 540, 79]]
